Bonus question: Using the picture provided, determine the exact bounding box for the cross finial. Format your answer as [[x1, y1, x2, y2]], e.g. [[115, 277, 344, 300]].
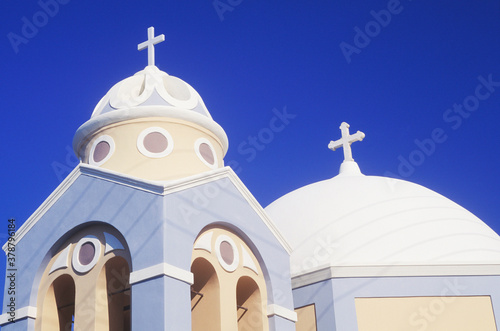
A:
[[328, 122, 365, 162], [138, 27, 165, 67]]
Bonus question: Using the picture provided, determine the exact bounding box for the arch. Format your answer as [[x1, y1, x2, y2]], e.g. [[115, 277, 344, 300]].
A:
[[191, 257, 221, 330], [35, 223, 131, 331], [40, 274, 75, 331], [103, 256, 131, 331], [191, 226, 269, 330], [237, 276, 264, 331]]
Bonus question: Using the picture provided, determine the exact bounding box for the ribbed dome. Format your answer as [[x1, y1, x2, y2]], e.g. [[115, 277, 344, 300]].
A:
[[265, 164, 500, 277]]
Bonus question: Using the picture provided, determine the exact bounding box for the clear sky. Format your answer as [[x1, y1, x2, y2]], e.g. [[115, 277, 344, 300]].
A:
[[1, 0, 500, 312]]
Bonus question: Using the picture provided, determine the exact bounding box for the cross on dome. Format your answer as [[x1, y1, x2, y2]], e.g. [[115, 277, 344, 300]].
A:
[[328, 122, 365, 162], [138, 26, 165, 67]]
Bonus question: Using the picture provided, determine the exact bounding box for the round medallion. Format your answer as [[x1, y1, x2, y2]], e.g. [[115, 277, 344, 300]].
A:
[[72, 236, 101, 274], [90, 135, 115, 166], [195, 138, 218, 169], [137, 127, 174, 158], [215, 235, 239, 272]]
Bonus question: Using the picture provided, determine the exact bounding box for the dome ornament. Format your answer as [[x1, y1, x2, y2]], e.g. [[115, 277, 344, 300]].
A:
[[138, 26, 165, 67]]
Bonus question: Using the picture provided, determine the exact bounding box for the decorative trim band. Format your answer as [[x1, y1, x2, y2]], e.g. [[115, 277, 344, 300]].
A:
[[0, 306, 37, 326], [130, 262, 194, 285], [267, 304, 298, 322], [291, 264, 500, 289]]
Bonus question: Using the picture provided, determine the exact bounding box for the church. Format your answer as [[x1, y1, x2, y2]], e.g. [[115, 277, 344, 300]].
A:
[[2, 27, 500, 331]]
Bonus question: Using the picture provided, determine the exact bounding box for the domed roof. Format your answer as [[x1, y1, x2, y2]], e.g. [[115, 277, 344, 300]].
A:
[[265, 162, 500, 277], [73, 65, 228, 155]]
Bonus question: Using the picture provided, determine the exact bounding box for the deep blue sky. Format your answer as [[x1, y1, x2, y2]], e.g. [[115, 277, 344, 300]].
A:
[[1, 0, 500, 312]]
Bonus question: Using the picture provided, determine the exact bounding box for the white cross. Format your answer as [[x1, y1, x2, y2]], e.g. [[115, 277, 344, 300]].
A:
[[328, 122, 365, 162], [138, 27, 165, 67]]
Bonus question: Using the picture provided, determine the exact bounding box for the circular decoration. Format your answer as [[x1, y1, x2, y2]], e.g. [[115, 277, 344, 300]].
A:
[[79, 242, 95, 265], [158, 75, 198, 109], [220, 241, 234, 264], [89, 135, 115, 166], [195, 138, 218, 169], [137, 127, 174, 158], [215, 235, 239, 272], [72, 236, 101, 274]]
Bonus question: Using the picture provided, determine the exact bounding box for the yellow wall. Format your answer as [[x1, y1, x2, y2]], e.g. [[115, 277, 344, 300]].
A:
[[78, 117, 224, 181], [295, 304, 317, 331], [355, 296, 497, 331]]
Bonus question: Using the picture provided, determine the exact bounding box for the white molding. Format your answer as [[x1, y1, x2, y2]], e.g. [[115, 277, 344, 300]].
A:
[[130, 262, 193, 285], [49, 244, 71, 275], [194, 137, 218, 169], [241, 244, 259, 275], [291, 264, 500, 289], [215, 234, 239, 272], [89, 134, 115, 166], [2, 165, 83, 252], [267, 304, 297, 322], [136, 126, 174, 158], [224, 169, 293, 254], [4, 165, 292, 256], [72, 236, 101, 274], [0, 306, 37, 326], [193, 231, 213, 253]]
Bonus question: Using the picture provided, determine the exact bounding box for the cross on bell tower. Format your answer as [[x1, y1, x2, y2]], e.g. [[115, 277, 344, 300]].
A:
[[138, 26, 165, 67], [328, 122, 365, 162]]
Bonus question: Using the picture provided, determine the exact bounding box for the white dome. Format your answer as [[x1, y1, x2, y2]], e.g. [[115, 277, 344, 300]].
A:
[[73, 65, 228, 155], [265, 162, 500, 277], [91, 65, 211, 118]]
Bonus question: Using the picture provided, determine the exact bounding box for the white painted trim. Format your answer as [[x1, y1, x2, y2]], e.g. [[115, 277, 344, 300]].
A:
[[193, 231, 213, 253], [130, 262, 193, 285], [0, 306, 37, 325], [89, 135, 115, 166], [194, 137, 218, 169], [224, 168, 293, 254], [241, 244, 259, 275], [4, 165, 293, 256], [267, 304, 297, 322], [104, 232, 125, 254], [49, 244, 71, 275], [72, 236, 101, 274], [2, 165, 83, 252], [291, 264, 500, 289], [136, 127, 174, 158], [215, 234, 239, 272], [74, 105, 228, 154]]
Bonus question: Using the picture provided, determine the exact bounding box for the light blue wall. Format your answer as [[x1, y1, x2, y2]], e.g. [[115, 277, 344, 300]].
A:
[[1, 171, 295, 330], [293, 274, 500, 330]]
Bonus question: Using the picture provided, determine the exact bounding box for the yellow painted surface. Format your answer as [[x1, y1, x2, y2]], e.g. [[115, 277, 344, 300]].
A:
[[78, 117, 225, 181], [355, 296, 497, 331], [295, 304, 317, 331], [191, 227, 268, 331]]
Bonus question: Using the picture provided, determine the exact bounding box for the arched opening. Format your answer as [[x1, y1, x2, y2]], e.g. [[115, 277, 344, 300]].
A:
[[191, 257, 221, 330], [237, 276, 264, 331], [105, 256, 131, 331], [40, 274, 75, 331]]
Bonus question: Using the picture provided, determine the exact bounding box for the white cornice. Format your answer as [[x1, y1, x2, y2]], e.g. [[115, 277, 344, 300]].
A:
[[291, 264, 500, 289], [0, 306, 37, 326], [267, 304, 298, 322], [130, 262, 194, 285], [4, 164, 292, 255]]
